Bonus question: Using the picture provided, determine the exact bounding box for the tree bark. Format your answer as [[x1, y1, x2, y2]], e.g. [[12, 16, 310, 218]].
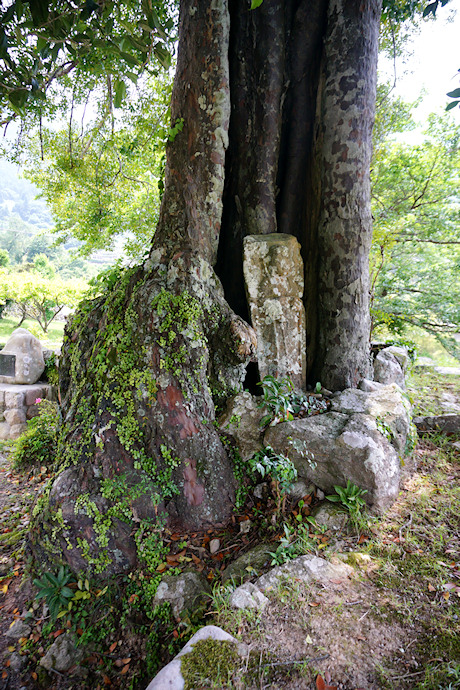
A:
[[31, 0, 383, 574]]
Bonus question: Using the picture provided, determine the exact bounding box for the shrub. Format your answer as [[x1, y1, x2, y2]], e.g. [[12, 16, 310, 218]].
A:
[[12, 399, 60, 468]]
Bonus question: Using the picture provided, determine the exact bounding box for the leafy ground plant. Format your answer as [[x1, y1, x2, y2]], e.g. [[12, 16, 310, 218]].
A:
[[33, 566, 75, 621], [12, 398, 60, 469], [257, 375, 329, 427], [248, 445, 297, 515], [326, 480, 368, 530]]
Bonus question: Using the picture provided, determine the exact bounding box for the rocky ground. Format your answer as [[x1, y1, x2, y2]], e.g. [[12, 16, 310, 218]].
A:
[[0, 368, 459, 690]]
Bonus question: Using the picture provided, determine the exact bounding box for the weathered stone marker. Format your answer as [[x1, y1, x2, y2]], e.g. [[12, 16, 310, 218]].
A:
[[0, 354, 16, 378], [0, 328, 45, 385], [243, 233, 306, 389]]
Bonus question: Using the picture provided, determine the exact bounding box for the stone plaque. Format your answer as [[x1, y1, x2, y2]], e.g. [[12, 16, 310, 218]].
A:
[[0, 354, 15, 378]]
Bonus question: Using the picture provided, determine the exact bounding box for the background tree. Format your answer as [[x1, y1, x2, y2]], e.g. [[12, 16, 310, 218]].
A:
[[371, 106, 460, 358]]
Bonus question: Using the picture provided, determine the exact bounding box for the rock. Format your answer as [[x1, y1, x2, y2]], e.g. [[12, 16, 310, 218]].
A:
[[218, 391, 264, 461], [9, 652, 26, 673], [310, 503, 348, 531], [255, 555, 353, 592], [229, 582, 269, 610], [153, 571, 211, 618], [0, 329, 45, 385], [5, 619, 32, 641], [288, 479, 315, 501], [222, 544, 274, 583], [243, 233, 306, 389], [146, 625, 247, 690], [373, 346, 410, 389], [265, 383, 412, 512], [358, 378, 385, 393], [330, 384, 412, 456], [0, 555, 14, 576], [39, 633, 82, 672], [414, 414, 460, 435], [239, 519, 251, 534], [336, 552, 373, 568]]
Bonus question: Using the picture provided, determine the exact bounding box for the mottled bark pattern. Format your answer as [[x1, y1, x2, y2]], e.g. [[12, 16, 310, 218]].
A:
[[153, 0, 230, 265], [315, 0, 381, 390]]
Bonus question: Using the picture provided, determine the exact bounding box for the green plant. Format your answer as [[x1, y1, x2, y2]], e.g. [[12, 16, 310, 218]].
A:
[[326, 480, 368, 529], [33, 566, 76, 621], [257, 375, 328, 427], [248, 445, 297, 514], [12, 398, 60, 468]]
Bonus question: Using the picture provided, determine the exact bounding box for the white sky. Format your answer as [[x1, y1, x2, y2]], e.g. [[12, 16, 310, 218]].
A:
[[378, 4, 460, 127]]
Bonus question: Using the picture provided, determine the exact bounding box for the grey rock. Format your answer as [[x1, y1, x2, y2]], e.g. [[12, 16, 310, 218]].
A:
[[255, 555, 353, 592], [373, 346, 410, 389], [0, 328, 45, 385], [310, 504, 348, 532], [218, 391, 264, 461], [39, 633, 82, 672], [222, 543, 274, 583], [153, 571, 211, 618], [146, 625, 247, 690], [288, 479, 315, 501], [265, 384, 412, 512], [358, 378, 385, 392], [5, 619, 32, 641], [243, 233, 306, 389], [0, 555, 14, 576], [414, 414, 460, 435], [9, 652, 26, 673], [229, 582, 269, 610]]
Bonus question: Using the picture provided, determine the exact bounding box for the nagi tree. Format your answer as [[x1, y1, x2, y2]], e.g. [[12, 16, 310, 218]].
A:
[[1, 0, 384, 573]]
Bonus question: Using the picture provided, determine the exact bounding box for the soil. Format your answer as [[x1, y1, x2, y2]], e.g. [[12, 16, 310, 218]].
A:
[[0, 369, 459, 690]]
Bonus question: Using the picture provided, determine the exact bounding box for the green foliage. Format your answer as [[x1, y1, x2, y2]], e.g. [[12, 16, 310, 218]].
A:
[[181, 638, 240, 690], [0, 248, 10, 267], [371, 106, 460, 360], [0, 0, 174, 122], [257, 375, 328, 428], [248, 445, 297, 515], [326, 480, 368, 528], [33, 566, 75, 621], [12, 399, 60, 469]]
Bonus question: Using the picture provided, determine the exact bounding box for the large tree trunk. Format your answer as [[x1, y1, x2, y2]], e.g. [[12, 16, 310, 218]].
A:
[[31, 0, 381, 575]]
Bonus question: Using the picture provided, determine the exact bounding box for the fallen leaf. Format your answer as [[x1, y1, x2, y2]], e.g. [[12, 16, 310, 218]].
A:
[[53, 629, 64, 638], [2, 671, 7, 680], [172, 630, 179, 639], [109, 642, 117, 653], [308, 601, 320, 607], [156, 563, 167, 573], [306, 635, 313, 644], [428, 583, 436, 592], [31, 672, 38, 681], [103, 674, 111, 685], [121, 664, 130, 675], [316, 676, 326, 690]]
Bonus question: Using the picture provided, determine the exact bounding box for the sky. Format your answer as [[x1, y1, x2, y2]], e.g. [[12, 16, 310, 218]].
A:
[[378, 4, 460, 128]]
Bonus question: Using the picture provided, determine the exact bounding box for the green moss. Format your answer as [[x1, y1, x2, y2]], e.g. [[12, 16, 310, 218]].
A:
[[181, 638, 240, 689]]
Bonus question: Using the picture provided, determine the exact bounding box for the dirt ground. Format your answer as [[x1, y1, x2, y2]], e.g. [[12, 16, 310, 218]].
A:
[[1, 368, 459, 690]]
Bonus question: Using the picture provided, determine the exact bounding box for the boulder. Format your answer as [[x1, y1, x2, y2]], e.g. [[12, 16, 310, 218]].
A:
[[229, 582, 269, 610], [373, 346, 410, 389], [243, 234, 306, 389], [5, 619, 32, 641], [255, 555, 353, 592], [0, 329, 45, 384], [310, 503, 348, 532], [153, 571, 211, 618], [218, 391, 265, 461], [146, 625, 247, 690], [39, 633, 82, 672], [265, 384, 412, 512], [414, 414, 460, 435], [221, 543, 274, 583]]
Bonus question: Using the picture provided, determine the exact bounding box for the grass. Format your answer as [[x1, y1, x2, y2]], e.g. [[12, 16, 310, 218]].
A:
[[0, 316, 65, 349]]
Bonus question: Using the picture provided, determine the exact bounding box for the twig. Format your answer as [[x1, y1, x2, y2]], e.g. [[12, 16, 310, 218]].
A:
[[389, 670, 425, 681], [358, 609, 370, 621], [262, 654, 329, 667]]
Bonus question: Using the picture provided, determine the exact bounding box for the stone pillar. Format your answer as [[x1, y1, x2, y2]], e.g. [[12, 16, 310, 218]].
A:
[[243, 233, 306, 389]]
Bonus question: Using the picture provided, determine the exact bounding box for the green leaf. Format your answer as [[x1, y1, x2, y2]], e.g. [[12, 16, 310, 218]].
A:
[[114, 79, 126, 108], [153, 43, 171, 69], [8, 88, 28, 112], [445, 101, 459, 111], [446, 88, 460, 99], [251, 0, 264, 8]]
